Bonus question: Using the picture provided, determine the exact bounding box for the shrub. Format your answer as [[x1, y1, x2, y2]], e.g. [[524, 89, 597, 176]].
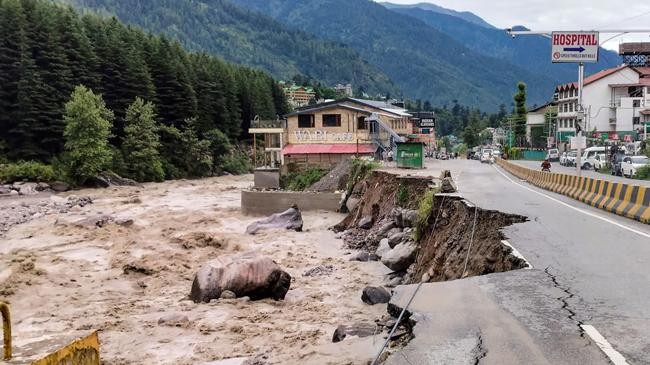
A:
[[635, 165, 650, 180], [345, 158, 379, 194], [281, 168, 328, 191], [415, 189, 437, 241], [0, 161, 57, 183], [220, 150, 252, 175], [396, 183, 409, 206]]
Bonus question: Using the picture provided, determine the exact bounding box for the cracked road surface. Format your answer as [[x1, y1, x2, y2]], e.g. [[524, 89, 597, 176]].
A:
[[386, 159, 650, 364]]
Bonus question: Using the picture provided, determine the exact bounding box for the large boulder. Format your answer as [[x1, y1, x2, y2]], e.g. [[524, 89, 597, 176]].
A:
[[401, 210, 419, 228], [18, 182, 38, 195], [387, 232, 407, 248], [85, 171, 140, 188], [189, 251, 291, 303], [245, 205, 303, 235], [345, 197, 360, 212], [358, 216, 373, 229], [361, 286, 391, 305], [377, 221, 396, 237], [332, 322, 378, 343], [381, 242, 417, 272], [50, 181, 70, 192], [375, 238, 392, 258]]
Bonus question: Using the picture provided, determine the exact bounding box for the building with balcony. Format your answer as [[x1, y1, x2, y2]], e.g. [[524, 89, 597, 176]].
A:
[[334, 83, 353, 97], [250, 98, 416, 169], [553, 65, 650, 144], [283, 84, 316, 108]]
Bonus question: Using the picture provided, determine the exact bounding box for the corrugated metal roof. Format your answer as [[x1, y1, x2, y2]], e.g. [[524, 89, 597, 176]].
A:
[[282, 143, 377, 155]]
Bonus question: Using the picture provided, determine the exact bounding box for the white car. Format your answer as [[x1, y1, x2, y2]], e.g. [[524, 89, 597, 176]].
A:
[[547, 148, 560, 162], [621, 155, 649, 178], [480, 152, 492, 164], [563, 151, 577, 167], [593, 153, 609, 172]]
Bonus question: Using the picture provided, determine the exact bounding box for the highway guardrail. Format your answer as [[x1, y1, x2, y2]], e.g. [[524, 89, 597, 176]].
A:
[[496, 158, 650, 224]]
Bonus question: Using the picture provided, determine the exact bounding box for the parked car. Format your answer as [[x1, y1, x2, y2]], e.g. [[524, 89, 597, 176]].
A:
[[546, 148, 560, 162], [564, 151, 578, 166], [621, 155, 650, 178], [580, 146, 606, 170], [593, 153, 609, 172], [492, 150, 502, 158], [438, 152, 449, 160]]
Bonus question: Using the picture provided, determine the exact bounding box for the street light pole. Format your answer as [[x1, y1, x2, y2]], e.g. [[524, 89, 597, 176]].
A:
[[575, 62, 584, 177]]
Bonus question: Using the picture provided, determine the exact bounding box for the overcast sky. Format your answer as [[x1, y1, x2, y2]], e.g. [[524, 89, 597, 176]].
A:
[[381, 1, 650, 50]]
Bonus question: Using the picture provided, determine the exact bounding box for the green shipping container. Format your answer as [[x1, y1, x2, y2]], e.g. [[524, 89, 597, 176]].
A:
[[396, 142, 424, 169]]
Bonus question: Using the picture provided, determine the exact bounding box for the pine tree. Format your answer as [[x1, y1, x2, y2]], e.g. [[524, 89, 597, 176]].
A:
[[513, 82, 527, 145], [63, 85, 114, 184], [122, 97, 164, 182]]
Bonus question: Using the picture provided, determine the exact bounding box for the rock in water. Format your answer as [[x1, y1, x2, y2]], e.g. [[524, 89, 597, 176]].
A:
[[358, 216, 373, 229], [189, 251, 291, 303], [50, 181, 70, 192], [332, 323, 378, 343], [361, 286, 391, 305], [381, 242, 417, 271], [158, 313, 190, 327], [245, 205, 303, 235]]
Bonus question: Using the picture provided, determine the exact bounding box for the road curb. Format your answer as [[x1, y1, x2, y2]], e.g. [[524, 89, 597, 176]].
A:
[[496, 159, 650, 224]]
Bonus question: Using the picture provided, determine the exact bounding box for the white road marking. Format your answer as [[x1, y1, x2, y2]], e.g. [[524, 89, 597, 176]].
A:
[[581, 325, 630, 365], [493, 165, 650, 239], [501, 240, 532, 269]]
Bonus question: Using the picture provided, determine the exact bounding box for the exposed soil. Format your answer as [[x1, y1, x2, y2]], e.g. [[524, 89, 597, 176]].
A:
[[411, 195, 528, 283], [0, 175, 390, 364]]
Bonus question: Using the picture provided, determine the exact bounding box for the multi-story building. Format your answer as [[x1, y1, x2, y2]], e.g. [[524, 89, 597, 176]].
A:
[[334, 83, 353, 97], [553, 65, 650, 145], [249, 98, 416, 168], [284, 85, 316, 108]]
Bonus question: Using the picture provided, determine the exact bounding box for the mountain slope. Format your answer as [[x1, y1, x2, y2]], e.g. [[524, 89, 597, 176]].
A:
[[384, 5, 622, 88], [56, 0, 398, 96], [230, 0, 563, 109], [380, 1, 493, 29]]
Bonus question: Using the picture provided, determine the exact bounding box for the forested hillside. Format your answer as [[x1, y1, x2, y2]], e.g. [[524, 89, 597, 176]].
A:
[[230, 0, 557, 110], [55, 0, 398, 97], [0, 0, 287, 182]]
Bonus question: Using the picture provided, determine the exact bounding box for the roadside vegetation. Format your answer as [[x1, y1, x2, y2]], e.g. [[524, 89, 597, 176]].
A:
[[414, 189, 437, 242], [280, 168, 328, 191]]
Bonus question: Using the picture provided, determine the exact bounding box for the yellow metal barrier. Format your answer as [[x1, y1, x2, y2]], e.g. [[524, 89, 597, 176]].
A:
[[1, 301, 11, 360], [30, 331, 100, 365]]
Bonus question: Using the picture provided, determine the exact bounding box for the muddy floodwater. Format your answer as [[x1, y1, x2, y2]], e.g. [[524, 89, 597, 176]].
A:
[[0, 175, 390, 364]]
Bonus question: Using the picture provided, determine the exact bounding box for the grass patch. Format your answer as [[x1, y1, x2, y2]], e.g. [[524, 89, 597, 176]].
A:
[[0, 161, 58, 183], [345, 159, 379, 195], [396, 183, 409, 206], [635, 165, 650, 180], [281, 168, 328, 191], [414, 188, 438, 241]]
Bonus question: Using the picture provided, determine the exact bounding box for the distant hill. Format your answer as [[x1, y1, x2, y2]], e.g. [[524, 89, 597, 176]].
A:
[[384, 5, 622, 94], [230, 0, 573, 110], [56, 0, 398, 96], [380, 2, 494, 29]]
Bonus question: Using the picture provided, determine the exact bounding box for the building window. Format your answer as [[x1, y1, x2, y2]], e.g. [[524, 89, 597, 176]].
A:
[[421, 128, 430, 134], [633, 116, 640, 124], [633, 100, 641, 108], [298, 114, 315, 128], [357, 116, 366, 130], [569, 103, 573, 112], [322, 114, 341, 127]]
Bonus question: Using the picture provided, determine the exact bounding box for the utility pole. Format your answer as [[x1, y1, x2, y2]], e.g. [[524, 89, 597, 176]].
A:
[[576, 62, 584, 176]]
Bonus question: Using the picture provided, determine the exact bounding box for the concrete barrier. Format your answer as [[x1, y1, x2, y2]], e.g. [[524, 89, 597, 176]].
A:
[[496, 158, 650, 224], [241, 190, 341, 216]]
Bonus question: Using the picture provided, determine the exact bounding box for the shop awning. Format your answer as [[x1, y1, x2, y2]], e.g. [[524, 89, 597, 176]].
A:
[[282, 143, 377, 155]]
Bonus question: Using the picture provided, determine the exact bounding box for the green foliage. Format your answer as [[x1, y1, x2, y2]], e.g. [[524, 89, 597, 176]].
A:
[[453, 143, 468, 156], [504, 146, 522, 160], [0, 161, 57, 183], [414, 189, 437, 242], [179, 118, 213, 177], [346, 158, 379, 195], [635, 165, 650, 180], [220, 148, 252, 175], [122, 97, 164, 182], [513, 82, 527, 145], [63, 85, 114, 185], [281, 168, 328, 191], [396, 183, 409, 206]]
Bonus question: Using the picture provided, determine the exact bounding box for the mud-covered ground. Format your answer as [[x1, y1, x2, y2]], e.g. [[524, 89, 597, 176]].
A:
[[0, 175, 390, 364]]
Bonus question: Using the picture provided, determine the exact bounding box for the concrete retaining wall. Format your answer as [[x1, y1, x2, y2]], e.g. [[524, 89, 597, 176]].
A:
[[241, 190, 341, 216], [496, 158, 650, 224]]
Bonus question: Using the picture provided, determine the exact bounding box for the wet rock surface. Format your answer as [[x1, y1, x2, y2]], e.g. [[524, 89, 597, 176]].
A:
[[0, 195, 93, 237], [245, 205, 303, 235], [362, 286, 391, 305], [190, 251, 291, 303], [381, 242, 417, 272], [332, 322, 378, 343]]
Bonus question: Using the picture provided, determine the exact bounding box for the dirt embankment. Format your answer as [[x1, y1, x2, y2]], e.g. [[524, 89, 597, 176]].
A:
[[334, 170, 528, 283], [411, 195, 528, 283]]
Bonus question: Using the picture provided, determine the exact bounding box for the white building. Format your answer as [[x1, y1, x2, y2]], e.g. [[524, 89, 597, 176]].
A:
[[334, 83, 353, 97], [525, 103, 555, 147], [554, 66, 650, 144]]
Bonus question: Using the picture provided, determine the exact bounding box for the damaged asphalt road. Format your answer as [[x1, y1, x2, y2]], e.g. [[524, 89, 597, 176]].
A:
[[388, 159, 650, 365]]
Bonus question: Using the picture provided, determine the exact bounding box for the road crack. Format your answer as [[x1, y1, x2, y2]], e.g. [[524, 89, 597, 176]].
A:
[[472, 330, 487, 364], [544, 267, 586, 338]]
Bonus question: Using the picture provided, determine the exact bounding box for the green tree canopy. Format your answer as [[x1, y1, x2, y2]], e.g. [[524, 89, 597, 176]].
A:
[[122, 97, 164, 182]]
